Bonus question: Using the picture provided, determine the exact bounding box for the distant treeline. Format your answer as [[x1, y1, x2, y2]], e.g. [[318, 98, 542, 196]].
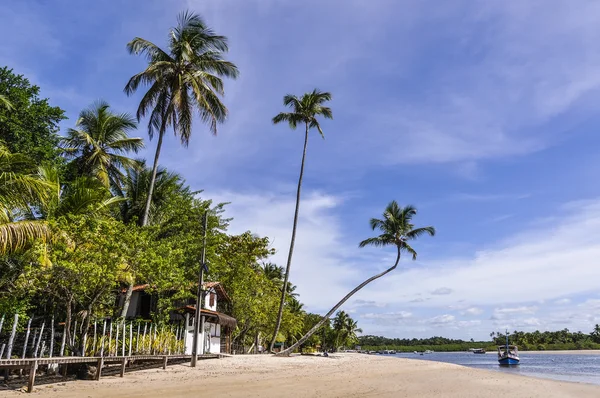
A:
[[359, 326, 600, 351]]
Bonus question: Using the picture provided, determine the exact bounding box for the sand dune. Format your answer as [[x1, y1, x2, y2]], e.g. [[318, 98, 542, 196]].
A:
[[3, 353, 600, 397]]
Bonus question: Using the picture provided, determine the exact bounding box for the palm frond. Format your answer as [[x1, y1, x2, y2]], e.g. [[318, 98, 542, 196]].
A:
[[0, 219, 51, 255]]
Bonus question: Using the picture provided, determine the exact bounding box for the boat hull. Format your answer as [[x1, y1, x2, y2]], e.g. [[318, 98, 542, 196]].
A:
[[498, 357, 520, 365]]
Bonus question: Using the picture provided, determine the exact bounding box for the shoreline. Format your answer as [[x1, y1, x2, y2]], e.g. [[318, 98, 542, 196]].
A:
[[2, 353, 600, 397]]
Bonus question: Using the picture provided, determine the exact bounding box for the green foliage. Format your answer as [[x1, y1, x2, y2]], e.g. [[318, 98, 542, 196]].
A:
[[0, 66, 66, 165], [61, 100, 143, 189]]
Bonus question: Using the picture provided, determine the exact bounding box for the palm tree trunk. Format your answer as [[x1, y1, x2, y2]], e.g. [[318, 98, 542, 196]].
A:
[[141, 131, 165, 227], [269, 123, 310, 353], [276, 248, 401, 357], [120, 283, 134, 318]]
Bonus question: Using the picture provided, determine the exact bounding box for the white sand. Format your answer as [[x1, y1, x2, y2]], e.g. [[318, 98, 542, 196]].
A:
[[4, 353, 600, 397]]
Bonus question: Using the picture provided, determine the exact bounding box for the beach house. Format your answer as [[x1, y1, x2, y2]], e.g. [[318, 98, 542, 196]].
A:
[[119, 282, 237, 354]]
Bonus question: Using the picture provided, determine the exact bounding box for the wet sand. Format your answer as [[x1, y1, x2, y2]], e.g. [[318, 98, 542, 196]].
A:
[[3, 353, 600, 397]]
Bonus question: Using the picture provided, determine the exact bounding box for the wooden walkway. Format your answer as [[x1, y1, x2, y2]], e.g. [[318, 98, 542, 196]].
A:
[[0, 354, 221, 393]]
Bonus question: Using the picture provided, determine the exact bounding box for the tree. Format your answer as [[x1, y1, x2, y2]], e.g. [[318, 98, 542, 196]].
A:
[[277, 200, 435, 356], [116, 161, 189, 226], [0, 67, 66, 165], [269, 89, 333, 352], [0, 144, 52, 254], [124, 11, 239, 227], [61, 101, 143, 189]]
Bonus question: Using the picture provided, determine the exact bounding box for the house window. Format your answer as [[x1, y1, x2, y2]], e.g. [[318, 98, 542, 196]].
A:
[[209, 292, 215, 307]]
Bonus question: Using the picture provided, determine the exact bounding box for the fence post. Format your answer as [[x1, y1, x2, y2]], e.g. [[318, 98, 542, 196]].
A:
[[100, 320, 106, 357], [22, 317, 32, 359], [142, 323, 147, 353], [49, 316, 55, 358], [121, 321, 126, 357], [135, 323, 140, 354], [5, 313, 18, 359], [115, 321, 119, 357], [128, 323, 132, 357], [34, 322, 45, 358], [108, 321, 113, 357], [59, 320, 67, 357], [93, 321, 97, 356]]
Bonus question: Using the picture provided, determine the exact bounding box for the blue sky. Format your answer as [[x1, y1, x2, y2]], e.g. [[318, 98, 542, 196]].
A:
[[4, 0, 600, 340]]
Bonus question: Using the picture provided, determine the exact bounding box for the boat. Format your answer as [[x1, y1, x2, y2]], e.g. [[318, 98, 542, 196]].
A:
[[498, 331, 519, 365], [473, 348, 486, 354], [424, 350, 433, 354]]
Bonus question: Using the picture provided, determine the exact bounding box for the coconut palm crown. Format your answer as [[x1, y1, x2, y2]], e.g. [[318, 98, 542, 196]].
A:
[[61, 101, 143, 190], [359, 201, 436, 260], [272, 89, 332, 137]]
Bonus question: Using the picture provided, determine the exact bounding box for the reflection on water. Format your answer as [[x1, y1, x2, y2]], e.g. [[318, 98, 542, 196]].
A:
[[392, 352, 600, 385]]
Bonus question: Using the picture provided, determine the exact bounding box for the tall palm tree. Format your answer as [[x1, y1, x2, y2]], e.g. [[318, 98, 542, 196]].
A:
[[61, 101, 143, 190], [124, 10, 239, 227], [277, 200, 435, 356], [0, 143, 51, 254], [269, 89, 332, 352]]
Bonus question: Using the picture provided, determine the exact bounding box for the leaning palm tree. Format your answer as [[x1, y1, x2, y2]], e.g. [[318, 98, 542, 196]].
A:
[[269, 89, 332, 352], [125, 10, 239, 226], [61, 101, 143, 190], [277, 200, 435, 356], [0, 143, 51, 254]]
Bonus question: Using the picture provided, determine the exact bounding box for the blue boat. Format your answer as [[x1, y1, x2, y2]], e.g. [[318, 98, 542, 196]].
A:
[[498, 331, 519, 365]]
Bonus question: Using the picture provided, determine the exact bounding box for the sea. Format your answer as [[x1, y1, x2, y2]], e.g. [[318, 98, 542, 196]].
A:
[[391, 351, 600, 385]]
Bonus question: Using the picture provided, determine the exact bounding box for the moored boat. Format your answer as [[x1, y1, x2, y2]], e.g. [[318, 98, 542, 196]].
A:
[[498, 331, 519, 365], [473, 348, 486, 354]]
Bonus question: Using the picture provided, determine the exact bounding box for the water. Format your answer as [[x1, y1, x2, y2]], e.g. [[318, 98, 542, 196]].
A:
[[391, 351, 600, 385]]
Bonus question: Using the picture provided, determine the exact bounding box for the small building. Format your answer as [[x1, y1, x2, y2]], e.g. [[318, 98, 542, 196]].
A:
[[119, 282, 236, 354]]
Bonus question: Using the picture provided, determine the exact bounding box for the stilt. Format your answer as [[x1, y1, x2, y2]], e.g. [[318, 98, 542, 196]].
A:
[[27, 360, 38, 393], [94, 357, 103, 380], [163, 355, 168, 370], [120, 357, 127, 377]]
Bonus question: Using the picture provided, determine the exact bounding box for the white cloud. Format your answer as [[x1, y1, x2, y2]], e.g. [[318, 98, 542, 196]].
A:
[[206, 189, 369, 312], [428, 314, 455, 325], [462, 307, 484, 316], [554, 298, 571, 305], [367, 199, 600, 309], [431, 287, 453, 295]]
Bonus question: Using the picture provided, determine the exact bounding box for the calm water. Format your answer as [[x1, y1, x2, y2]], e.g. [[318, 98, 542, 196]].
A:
[[391, 352, 600, 385]]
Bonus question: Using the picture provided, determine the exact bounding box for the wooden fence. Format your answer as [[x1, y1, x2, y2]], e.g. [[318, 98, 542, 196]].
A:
[[0, 314, 216, 393]]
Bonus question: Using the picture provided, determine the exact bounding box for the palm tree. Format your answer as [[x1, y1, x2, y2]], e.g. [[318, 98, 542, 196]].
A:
[[61, 101, 143, 190], [124, 11, 239, 227], [37, 165, 122, 219], [116, 161, 187, 226], [0, 144, 51, 254], [269, 89, 333, 352], [277, 200, 435, 356]]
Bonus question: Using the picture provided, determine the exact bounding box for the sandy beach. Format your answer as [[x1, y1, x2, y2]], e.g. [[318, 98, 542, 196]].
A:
[[2, 353, 600, 398]]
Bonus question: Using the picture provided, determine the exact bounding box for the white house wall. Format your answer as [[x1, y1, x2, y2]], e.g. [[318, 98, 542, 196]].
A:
[[183, 319, 221, 355]]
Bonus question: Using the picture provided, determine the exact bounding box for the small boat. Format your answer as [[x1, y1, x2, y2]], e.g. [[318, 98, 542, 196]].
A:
[[498, 331, 519, 365], [413, 351, 418, 354], [473, 348, 486, 354], [424, 350, 433, 354]]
